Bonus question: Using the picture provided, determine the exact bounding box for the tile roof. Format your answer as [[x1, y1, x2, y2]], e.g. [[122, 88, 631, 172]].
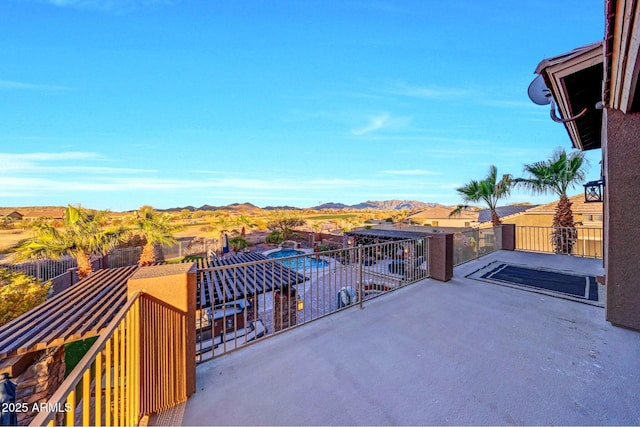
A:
[[344, 228, 431, 240], [21, 208, 66, 219], [477, 205, 537, 223], [524, 194, 603, 215], [0, 209, 22, 218], [409, 206, 478, 220]]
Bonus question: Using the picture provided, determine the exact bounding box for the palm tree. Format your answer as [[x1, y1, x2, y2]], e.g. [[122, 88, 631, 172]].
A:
[[516, 148, 587, 254], [131, 206, 180, 266], [14, 205, 127, 279], [450, 165, 513, 226]]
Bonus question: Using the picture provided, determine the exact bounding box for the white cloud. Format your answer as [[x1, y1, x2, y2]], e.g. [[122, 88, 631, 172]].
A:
[[386, 82, 473, 99], [0, 152, 102, 173], [0, 79, 70, 91], [45, 0, 171, 11], [351, 114, 391, 135], [480, 99, 539, 109], [380, 169, 439, 176], [350, 113, 411, 136]]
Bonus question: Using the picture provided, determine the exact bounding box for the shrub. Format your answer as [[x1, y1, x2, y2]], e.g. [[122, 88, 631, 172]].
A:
[[265, 231, 283, 244], [229, 236, 249, 252], [0, 268, 51, 326]]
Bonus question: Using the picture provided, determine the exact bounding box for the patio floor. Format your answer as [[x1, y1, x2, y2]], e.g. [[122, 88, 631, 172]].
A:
[[152, 250, 640, 426]]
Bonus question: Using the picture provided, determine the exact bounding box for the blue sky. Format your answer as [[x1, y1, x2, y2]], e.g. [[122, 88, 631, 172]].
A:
[[1, 0, 604, 211]]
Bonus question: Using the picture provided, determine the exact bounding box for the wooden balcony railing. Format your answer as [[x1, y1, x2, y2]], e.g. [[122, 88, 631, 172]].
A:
[[30, 290, 188, 426]]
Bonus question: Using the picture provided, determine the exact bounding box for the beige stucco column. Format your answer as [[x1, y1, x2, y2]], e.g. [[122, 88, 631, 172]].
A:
[[127, 263, 197, 402], [603, 109, 640, 331]]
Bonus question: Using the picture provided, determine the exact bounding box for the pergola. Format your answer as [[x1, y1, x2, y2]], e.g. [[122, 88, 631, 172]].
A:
[[344, 228, 431, 246]]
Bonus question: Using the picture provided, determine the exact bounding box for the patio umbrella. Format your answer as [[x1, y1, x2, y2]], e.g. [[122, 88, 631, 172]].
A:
[[222, 233, 230, 254]]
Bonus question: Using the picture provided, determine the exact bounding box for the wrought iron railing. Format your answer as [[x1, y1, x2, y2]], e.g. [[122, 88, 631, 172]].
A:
[[453, 226, 503, 266], [515, 226, 603, 258], [195, 237, 430, 363], [0, 257, 77, 283]]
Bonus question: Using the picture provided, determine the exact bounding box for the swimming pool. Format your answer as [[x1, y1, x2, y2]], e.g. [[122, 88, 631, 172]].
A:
[[266, 249, 329, 270]]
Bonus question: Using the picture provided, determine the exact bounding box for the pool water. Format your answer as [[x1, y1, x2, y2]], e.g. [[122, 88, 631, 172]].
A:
[[267, 249, 329, 270]]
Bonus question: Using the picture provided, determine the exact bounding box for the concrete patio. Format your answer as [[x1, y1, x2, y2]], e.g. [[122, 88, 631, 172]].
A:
[[153, 250, 640, 426]]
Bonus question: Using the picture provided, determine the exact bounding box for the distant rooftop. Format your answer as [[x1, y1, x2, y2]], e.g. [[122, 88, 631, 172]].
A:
[[478, 205, 536, 223], [344, 228, 431, 241]]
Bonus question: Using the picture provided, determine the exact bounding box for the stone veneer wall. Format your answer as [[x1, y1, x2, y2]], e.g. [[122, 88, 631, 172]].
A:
[[274, 288, 298, 331], [14, 347, 66, 426]]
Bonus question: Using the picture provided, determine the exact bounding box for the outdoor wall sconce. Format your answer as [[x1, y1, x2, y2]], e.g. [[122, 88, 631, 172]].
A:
[[584, 177, 605, 203]]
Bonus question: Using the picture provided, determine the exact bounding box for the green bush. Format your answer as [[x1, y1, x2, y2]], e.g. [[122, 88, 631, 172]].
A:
[[229, 236, 249, 252], [265, 231, 283, 244]]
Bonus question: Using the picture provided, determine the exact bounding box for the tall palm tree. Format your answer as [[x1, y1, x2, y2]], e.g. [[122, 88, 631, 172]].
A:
[[450, 165, 513, 226], [14, 205, 127, 279], [131, 206, 180, 266], [516, 148, 587, 254]]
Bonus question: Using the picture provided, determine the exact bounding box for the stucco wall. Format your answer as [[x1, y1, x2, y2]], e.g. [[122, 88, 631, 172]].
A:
[[604, 109, 640, 331]]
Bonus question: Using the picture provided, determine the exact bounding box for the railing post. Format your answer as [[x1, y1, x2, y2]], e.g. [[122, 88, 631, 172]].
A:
[[357, 245, 363, 309], [127, 263, 197, 414], [427, 233, 453, 282], [423, 237, 430, 278], [474, 228, 480, 259], [501, 224, 516, 251]]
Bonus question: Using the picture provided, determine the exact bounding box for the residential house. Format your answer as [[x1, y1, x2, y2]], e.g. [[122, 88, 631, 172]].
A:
[[0, 209, 24, 221], [476, 205, 537, 225], [21, 208, 65, 222], [532, 1, 640, 330], [478, 195, 603, 257], [407, 205, 479, 228]]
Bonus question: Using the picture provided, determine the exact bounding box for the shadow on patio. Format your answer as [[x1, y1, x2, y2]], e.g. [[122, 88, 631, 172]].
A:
[[151, 251, 640, 426]]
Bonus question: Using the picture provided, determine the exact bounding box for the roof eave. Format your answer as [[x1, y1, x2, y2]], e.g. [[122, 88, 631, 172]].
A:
[[535, 42, 604, 151], [605, 0, 640, 113]]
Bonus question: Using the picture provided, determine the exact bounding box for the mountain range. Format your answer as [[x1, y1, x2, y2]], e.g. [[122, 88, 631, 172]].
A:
[[162, 200, 443, 213]]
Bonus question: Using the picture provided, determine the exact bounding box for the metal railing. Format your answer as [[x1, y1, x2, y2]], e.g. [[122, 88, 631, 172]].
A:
[[161, 238, 218, 260], [107, 238, 219, 268], [453, 226, 503, 266], [195, 237, 430, 363], [107, 247, 142, 268], [515, 226, 603, 258], [0, 257, 77, 283], [30, 291, 188, 426]]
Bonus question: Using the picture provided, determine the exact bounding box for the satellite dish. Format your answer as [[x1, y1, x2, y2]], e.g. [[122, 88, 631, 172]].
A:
[[528, 75, 552, 105]]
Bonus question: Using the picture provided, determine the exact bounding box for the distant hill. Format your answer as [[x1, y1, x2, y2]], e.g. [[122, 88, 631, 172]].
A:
[[158, 200, 445, 212], [313, 200, 441, 211], [4, 200, 459, 215], [161, 205, 197, 212], [313, 202, 351, 210], [263, 205, 301, 211], [160, 202, 262, 213]]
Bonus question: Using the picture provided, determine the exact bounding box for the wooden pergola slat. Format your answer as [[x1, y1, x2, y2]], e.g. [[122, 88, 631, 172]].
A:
[[0, 266, 138, 359], [1, 253, 308, 360]]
